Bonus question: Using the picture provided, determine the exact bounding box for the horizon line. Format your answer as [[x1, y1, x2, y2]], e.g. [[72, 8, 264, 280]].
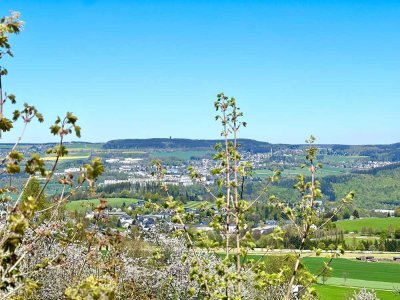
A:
[[0, 138, 399, 147]]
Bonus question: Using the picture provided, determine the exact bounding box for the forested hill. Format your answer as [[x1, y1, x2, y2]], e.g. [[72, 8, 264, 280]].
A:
[[330, 166, 400, 208], [103, 138, 272, 152], [329, 143, 400, 160], [103, 139, 400, 158]]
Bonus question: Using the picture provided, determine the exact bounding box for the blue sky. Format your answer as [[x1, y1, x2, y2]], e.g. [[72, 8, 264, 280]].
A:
[[0, 0, 399, 144]]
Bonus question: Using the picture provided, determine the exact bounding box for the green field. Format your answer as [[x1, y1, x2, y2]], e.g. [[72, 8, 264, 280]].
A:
[[315, 285, 397, 300], [216, 254, 400, 298], [303, 257, 400, 283], [221, 254, 400, 298], [304, 257, 400, 299], [66, 198, 140, 211], [335, 217, 400, 233]]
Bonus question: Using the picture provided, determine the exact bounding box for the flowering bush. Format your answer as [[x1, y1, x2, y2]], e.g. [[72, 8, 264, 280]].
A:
[[350, 288, 379, 300]]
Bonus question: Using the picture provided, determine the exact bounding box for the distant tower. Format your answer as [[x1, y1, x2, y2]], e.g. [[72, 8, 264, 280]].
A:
[[270, 147, 273, 156], [170, 136, 172, 140]]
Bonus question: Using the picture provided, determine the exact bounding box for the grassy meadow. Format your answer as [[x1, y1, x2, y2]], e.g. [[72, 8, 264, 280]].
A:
[[314, 285, 397, 300], [66, 198, 140, 212], [335, 217, 400, 233], [303, 257, 400, 284], [303, 257, 400, 299], [227, 254, 400, 299]]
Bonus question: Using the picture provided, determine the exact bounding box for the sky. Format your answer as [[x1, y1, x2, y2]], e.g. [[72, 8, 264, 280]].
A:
[[0, 0, 399, 144]]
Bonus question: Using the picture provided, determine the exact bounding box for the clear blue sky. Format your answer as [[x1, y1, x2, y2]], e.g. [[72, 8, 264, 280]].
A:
[[0, 0, 399, 144]]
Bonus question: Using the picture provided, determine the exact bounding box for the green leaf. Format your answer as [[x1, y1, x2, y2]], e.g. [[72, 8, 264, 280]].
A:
[[0, 117, 13, 132], [66, 112, 78, 124], [50, 124, 61, 135], [74, 125, 81, 138]]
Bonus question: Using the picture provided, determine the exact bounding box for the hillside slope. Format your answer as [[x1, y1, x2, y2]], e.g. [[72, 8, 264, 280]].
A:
[[332, 167, 400, 208]]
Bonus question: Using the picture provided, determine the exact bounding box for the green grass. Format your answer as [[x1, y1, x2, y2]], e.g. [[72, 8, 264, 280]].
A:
[[150, 150, 211, 160], [216, 254, 400, 298], [306, 257, 400, 298], [314, 284, 398, 300], [303, 257, 400, 284], [211, 254, 400, 298], [335, 217, 400, 233], [66, 198, 140, 212]]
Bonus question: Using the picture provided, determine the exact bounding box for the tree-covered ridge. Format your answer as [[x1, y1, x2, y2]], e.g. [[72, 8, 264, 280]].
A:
[[103, 138, 272, 151], [103, 139, 400, 162]]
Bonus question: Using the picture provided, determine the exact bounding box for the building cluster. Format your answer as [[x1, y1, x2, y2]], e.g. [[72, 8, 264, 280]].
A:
[[85, 200, 174, 231], [373, 209, 395, 216], [351, 161, 396, 171]]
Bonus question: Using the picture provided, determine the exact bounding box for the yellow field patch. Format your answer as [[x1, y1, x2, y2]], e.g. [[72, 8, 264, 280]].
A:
[[43, 155, 90, 161]]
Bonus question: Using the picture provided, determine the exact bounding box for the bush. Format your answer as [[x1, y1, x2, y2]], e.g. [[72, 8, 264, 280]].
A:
[[350, 288, 378, 300]]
